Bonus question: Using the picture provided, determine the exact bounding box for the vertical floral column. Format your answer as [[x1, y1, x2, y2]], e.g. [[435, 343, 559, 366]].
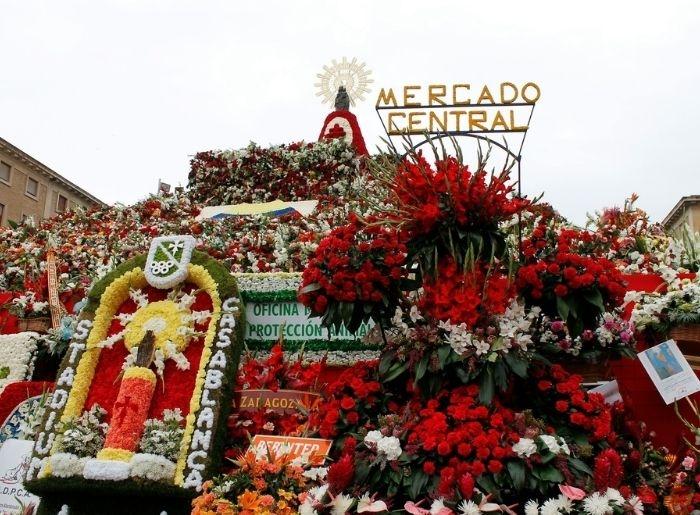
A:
[[96, 366, 156, 462]]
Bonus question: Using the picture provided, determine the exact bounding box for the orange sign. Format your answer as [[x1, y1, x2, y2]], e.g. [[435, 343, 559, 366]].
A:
[[249, 435, 332, 465], [233, 389, 321, 414]]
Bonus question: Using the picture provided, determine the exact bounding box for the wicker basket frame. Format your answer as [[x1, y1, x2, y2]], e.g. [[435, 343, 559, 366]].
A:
[[670, 324, 700, 344], [17, 317, 52, 333]]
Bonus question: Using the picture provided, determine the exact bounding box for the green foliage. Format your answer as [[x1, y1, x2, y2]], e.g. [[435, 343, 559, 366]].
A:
[[56, 405, 109, 458], [139, 409, 185, 462]]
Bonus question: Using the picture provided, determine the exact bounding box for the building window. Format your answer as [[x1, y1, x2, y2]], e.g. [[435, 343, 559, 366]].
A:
[[0, 162, 10, 184], [57, 194, 68, 213], [26, 177, 38, 198], [0, 203, 4, 224]]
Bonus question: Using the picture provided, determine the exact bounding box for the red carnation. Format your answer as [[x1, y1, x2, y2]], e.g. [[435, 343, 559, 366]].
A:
[[487, 460, 503, 474], [423, 461, 436, 475], [437, 441, 452, 456], [340, 396, 355, 411], [538, 380, 553, 391], [554, 284, 568, 297], [635, 485, 658, 505], [555, 400, 569, 413]]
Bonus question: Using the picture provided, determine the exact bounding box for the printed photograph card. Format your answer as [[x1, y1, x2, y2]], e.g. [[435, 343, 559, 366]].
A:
[[638, 340, 700, 405]]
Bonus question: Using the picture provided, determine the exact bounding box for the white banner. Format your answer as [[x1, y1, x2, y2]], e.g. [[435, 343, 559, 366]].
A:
[[245, 301, 373, 341], [0, 439, 40, 513]]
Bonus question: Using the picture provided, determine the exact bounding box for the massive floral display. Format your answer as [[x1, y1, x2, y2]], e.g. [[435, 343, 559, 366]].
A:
[[0, 134, 699, 514]]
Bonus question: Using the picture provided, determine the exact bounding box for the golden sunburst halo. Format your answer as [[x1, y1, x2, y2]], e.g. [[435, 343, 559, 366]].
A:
[[314, 57, 373, 107], [123, 300, 190, 352]]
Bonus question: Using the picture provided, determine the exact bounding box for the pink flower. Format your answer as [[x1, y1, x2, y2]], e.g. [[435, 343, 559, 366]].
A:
[[404, 502, 431, 515], [559, 484, 586, 500], [682, 455, 695, 470]]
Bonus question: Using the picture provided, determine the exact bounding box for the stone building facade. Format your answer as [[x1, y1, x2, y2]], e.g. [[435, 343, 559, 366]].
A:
[[662, 195, 700, 235], [0, 136, 105, 226]]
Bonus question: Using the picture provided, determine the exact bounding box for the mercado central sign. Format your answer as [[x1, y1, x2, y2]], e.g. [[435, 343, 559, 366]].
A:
[[375, 82, 541, 135]]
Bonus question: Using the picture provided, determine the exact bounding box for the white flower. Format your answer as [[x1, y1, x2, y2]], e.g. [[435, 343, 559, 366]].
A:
[[409, 305, 423, 323], [582, 492, 612, 515], [626, 495, 644, 514], [330, 493, 354, 515], [357, 492, 388, 513], [430, 498, 447, 514], [298, 500, 318, 515], [302, 466, 328, 481], [603, 488, 624, 506], [32, 301, 49, 313], [130, 453, 176, 481], [376, 435, 402, 461], [524, 500, 540, 515], [538, 434, 559, 453], [512, 437, 538, 458], [554, 494, 572, 513], [0, 333, 38, 392], [308, 484, 329, 501], [364, 430, 383, 447], [541, 495, 571, 515], [457, 500, 482, 515]]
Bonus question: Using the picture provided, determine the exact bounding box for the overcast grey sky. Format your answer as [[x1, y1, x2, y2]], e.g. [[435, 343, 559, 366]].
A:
[[1, 0, 698, 224]]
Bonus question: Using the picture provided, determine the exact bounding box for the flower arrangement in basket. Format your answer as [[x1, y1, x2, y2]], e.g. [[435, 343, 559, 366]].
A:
[[631, 277, 700, 342], [516, 221, 627, 338], [225, 344, 325, 463], [299, 147, 539, 402], [298, 214, 408, 334], [533, 309, 637, 365], [5, 290, 52, 332], [369, 149, 529, 279]]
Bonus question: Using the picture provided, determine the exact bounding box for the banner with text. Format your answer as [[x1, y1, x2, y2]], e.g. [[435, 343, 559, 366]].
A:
[[245, 301, 374, 342]]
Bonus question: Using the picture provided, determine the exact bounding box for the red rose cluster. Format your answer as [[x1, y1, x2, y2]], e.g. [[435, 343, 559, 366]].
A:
[[517, 224, 626, 326], [419, 257, 514, 328], [309, 361, 383, 439], [533, 365, 613, 442], [404, 385, 518, 499], [299, 215, 407, 316], [391, 155, 529, 237]]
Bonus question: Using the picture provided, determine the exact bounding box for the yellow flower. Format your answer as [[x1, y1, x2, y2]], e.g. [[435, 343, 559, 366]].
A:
[[123, 300, 192, 352], [277, 490, 294, 501], [61, 268, 147, 425], [174, 264, 224, 485]]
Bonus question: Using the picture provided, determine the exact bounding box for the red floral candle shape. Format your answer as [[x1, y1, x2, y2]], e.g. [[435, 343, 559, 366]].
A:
[[97, 366, 156, 461]]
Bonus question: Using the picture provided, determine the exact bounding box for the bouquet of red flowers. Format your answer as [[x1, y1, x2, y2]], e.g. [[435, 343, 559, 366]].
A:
[[517, 223, 626, 335], [419, 257, 515, 330], [372, 153, 530, 277], [403, 384, 518, 500], [308, 360, 385, 441], [298, 214, 407, 333]]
